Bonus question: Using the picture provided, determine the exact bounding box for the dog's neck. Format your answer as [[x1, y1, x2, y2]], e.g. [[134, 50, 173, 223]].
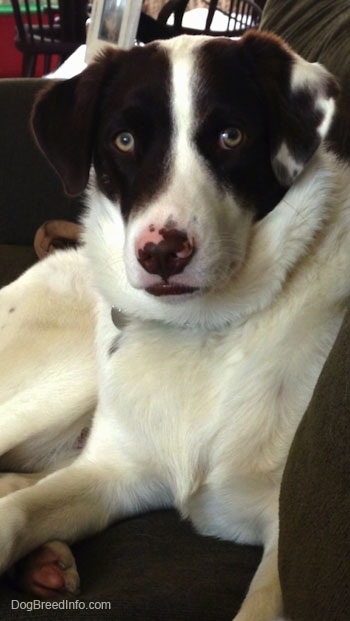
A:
[[110, 306, 229, 332], [111, 306, 199, 331]]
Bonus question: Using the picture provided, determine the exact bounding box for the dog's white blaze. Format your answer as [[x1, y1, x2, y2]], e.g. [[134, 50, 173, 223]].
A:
[[122, 37, 207, 294], [168, 38, 200, 187]]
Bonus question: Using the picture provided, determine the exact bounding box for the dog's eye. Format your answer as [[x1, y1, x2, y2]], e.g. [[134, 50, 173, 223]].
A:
[[114, 132, 135, 153], [219, 128, 244, 149]]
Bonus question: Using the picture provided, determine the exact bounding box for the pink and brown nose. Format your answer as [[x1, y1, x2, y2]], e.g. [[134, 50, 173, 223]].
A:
[[136, 227, 195, 282]]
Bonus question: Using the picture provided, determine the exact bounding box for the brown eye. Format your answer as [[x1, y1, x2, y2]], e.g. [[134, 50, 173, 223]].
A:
[[219, 127, 244, 149], [114, 132, 135, 153]]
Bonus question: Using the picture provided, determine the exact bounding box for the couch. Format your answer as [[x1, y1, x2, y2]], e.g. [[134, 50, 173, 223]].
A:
[[0, 4, 350, 618], [260, 2, 350, 620]]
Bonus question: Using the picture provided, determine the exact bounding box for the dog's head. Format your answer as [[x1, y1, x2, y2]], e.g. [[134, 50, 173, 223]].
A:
[[32, 33, 338, 328]]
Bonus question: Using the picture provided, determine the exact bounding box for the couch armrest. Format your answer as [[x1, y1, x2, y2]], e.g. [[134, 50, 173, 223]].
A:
[[279, 307, 350, 620]]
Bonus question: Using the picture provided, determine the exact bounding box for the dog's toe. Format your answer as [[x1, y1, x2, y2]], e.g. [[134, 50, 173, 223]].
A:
[[13, 540, 80, 598]]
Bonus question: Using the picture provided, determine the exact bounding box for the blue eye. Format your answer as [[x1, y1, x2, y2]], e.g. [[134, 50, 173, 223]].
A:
[[219, 127, 244, 149], [114, 132, 135, 153]]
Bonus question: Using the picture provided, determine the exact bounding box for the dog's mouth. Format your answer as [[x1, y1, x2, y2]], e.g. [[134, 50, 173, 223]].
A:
[[145, 283, 200, 297]]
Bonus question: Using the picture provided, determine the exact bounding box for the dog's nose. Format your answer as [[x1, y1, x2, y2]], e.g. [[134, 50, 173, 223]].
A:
[[136, 227, 195, 282]]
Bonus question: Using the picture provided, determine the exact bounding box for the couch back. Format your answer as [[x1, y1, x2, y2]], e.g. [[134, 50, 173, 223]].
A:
[[0, 79, 83, 247]]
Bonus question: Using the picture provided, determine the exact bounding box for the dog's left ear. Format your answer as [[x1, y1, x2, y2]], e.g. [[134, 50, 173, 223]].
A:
[[31, 50, 117, 196], [242, 32, 340, 186]]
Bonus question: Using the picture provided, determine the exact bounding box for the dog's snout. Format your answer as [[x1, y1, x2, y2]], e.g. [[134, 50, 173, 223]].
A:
[[136, 227, 195, 282]]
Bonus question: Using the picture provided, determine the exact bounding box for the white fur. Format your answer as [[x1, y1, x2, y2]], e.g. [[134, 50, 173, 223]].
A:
[[0, 36, 350, 621], [0, 250, 96, 472]]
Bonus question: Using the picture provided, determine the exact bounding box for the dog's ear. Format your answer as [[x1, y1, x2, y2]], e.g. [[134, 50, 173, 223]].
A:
[[31, 53, 114, 196], [242, 32, 339, 187]]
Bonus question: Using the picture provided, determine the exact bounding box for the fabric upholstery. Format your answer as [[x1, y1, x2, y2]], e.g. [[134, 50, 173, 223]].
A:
[[260, 2, 350, 618], [1, 511, 261, 619], [279, 309, 350, 621]]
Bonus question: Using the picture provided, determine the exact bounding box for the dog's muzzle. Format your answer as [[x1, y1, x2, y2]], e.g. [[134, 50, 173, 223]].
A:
[[136, 226, 198, 296]]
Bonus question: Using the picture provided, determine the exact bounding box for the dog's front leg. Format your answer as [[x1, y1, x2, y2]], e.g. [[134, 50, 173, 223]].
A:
[[233, 540, 282, 621], [0, 455, 167, 580]]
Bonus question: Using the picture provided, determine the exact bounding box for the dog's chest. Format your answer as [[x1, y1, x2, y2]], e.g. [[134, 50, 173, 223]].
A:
[[103, 310, 322, 482], [93, 295, 344, 543]]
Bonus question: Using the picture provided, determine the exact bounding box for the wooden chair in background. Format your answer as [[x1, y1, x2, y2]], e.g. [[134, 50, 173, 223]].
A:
[[157, 0, 262, 37], [10, 0, 88, 77]]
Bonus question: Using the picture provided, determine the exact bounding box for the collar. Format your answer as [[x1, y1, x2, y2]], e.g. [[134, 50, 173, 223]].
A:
[[111, 305, 236, 333], [111, 305, 197, 331], [111, 307, 130, 330]]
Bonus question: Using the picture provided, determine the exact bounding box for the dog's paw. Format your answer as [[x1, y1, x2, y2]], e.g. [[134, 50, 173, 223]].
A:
[[13, 540, 80, 598]]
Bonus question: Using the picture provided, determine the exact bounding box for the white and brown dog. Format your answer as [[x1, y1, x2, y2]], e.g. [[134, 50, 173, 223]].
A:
[[1, 32, 349, 620]]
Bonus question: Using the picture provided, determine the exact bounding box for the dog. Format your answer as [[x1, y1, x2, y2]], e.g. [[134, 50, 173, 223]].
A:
[[1, 31, 350, 619]]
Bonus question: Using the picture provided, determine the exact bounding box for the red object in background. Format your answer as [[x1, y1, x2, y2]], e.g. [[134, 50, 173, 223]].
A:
[[0, 13, 59, 78], [0, 13, 22, 77]]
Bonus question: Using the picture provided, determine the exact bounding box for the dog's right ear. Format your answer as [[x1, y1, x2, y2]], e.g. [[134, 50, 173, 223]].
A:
[[31, 55, 112, 196], [239, 32, 339, 187]]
